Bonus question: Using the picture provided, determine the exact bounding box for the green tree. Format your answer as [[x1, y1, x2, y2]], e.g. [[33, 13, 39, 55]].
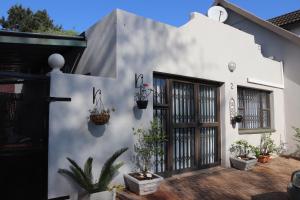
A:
[[0, 4, 76, 35]]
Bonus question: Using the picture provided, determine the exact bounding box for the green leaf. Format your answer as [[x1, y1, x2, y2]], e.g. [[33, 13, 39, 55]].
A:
[[64, 157, 93, 193], [84, 157, 93, 184], [97, 148, 128, 191], [58, 169, 89, 192]]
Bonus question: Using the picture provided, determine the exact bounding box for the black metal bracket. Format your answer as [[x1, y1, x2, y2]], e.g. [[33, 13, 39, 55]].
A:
[[47, 97, 71, 102], [93, 87, 101, 104], [135, 73, 144, 88]]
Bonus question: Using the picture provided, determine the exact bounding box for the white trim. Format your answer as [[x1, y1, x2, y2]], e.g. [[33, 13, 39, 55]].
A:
[[247, 78, 284, 89], [280, 61, 285, 88]]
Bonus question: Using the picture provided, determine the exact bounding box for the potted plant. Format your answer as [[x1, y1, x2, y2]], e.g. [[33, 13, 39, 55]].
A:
[[89, 107, 115, 125], [58, 147, 128, 200], [124, 119, 167, 195], [255, 133, 284, 163], [229, 140, 257, 170], [135, 83, 153, 109]]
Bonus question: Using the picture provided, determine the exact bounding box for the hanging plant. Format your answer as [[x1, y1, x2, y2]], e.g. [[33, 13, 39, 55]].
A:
[[135, 83, 153, 109], [89, 92, 114, 125]]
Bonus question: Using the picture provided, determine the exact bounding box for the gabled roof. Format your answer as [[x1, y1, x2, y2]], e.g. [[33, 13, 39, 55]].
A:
[[214, 0, 300, 46], [268, 9, 300, 27]]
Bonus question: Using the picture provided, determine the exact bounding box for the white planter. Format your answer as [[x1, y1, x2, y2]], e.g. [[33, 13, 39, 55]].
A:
[[78, 190, 116, 200], [124, 173, 163, 195], [230, 157, 257, 170]]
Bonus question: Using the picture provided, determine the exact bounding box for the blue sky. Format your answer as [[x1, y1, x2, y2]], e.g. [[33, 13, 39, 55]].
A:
[[1, 0, 300, 32]]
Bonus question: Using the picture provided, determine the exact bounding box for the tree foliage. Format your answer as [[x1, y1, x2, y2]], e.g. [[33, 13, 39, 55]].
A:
[[133, 119, 167, 173], [0, 4, 77, 35]]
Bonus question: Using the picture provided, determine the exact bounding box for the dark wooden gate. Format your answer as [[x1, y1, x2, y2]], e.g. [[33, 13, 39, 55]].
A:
[[0, 73, 50, 200], [153, 73, 221, 175]]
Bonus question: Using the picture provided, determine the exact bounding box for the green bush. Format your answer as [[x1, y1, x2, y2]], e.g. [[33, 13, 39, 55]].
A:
[[229, 140, 254, 158]]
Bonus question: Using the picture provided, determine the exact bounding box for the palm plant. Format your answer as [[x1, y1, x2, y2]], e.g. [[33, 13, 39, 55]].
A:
[[58, 147, 128, 194]]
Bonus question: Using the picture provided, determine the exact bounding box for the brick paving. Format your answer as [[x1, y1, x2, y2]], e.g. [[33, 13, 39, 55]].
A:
[[118, 157, 300, 200]]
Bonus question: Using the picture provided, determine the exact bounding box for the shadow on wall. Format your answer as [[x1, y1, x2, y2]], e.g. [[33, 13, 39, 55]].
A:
[[251, 192, 287, 200], [87, 121, 106, 137], [133, 106, 143, 120]]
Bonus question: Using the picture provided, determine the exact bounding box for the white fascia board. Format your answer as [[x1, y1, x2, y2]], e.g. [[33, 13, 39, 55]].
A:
[[247, 77, 284, 89]]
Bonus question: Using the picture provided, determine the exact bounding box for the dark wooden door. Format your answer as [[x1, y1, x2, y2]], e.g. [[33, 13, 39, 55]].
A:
[[0, 74, 50, 200], [153, 73, 221, 175]]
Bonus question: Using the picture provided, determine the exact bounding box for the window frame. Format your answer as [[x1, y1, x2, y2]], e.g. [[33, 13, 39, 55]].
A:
[[237, 87, 272, 131]]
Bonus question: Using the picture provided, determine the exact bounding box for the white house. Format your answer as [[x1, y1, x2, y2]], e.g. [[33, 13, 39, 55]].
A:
[[46, 1, 300, 198], [215, 0, 300, 156]]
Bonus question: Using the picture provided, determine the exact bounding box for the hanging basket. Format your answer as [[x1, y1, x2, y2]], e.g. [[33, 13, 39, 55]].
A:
[[136, 100, 148, 109], [90, 112, 110, 125]]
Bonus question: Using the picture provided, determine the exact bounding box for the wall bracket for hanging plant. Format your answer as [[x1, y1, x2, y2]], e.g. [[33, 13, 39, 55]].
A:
[[134, 73, 153, 109], [229, 97, 243, 127], [89, 87, 110, 125]]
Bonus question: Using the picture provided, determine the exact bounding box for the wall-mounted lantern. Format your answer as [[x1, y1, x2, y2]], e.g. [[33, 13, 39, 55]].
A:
[[228, 61, 236, 73], [135, 73, 153, 109]]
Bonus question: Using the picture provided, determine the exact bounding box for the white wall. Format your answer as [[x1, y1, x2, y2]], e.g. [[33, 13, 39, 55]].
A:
[[287, 24, 300, 36], [49, 9, 285, 198], [115, 10, 285, 165], [225, 9, 300, 154], [48, 72, 151, 199]]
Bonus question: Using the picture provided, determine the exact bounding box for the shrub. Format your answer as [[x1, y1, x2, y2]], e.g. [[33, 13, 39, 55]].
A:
[[229, 140, 254, 158], [133, 118, 167, 174]]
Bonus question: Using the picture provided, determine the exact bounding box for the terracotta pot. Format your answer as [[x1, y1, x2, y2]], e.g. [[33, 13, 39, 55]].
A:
[[258, 155, 270, 163]]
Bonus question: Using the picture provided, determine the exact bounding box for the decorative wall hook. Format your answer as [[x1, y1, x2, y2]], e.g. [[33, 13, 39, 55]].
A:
[[93, 87, 101, 104], [135, 73, 144, 88], [229, 97, 243, 127]]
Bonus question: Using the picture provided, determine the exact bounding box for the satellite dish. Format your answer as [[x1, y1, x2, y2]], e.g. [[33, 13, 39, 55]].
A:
[[207, 6, 228, 23]]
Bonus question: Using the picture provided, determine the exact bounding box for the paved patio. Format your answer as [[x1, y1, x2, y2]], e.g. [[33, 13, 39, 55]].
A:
[[118, 157, 300, 200]]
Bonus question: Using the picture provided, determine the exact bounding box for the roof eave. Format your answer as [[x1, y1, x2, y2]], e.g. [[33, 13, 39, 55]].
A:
[[0, 30, 87, 47]]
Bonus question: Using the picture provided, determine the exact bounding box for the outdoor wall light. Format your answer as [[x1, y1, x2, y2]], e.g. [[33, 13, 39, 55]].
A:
[[228, 61, 236, 72], [48, 53, 65, 72]]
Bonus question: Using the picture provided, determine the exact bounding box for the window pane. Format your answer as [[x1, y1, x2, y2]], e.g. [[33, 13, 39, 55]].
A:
[[172, 82, 195, 123], [199, 86, 217, 123], [237, 87, 270, 129], [262, 110, 270, 128], [261, 92, 268, 109], [153, 78, 167, 105]]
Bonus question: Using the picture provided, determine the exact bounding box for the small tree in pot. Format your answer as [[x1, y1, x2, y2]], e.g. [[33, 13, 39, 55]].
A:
[[124, 119, 167, 195], [229, 140, 257, 170]]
